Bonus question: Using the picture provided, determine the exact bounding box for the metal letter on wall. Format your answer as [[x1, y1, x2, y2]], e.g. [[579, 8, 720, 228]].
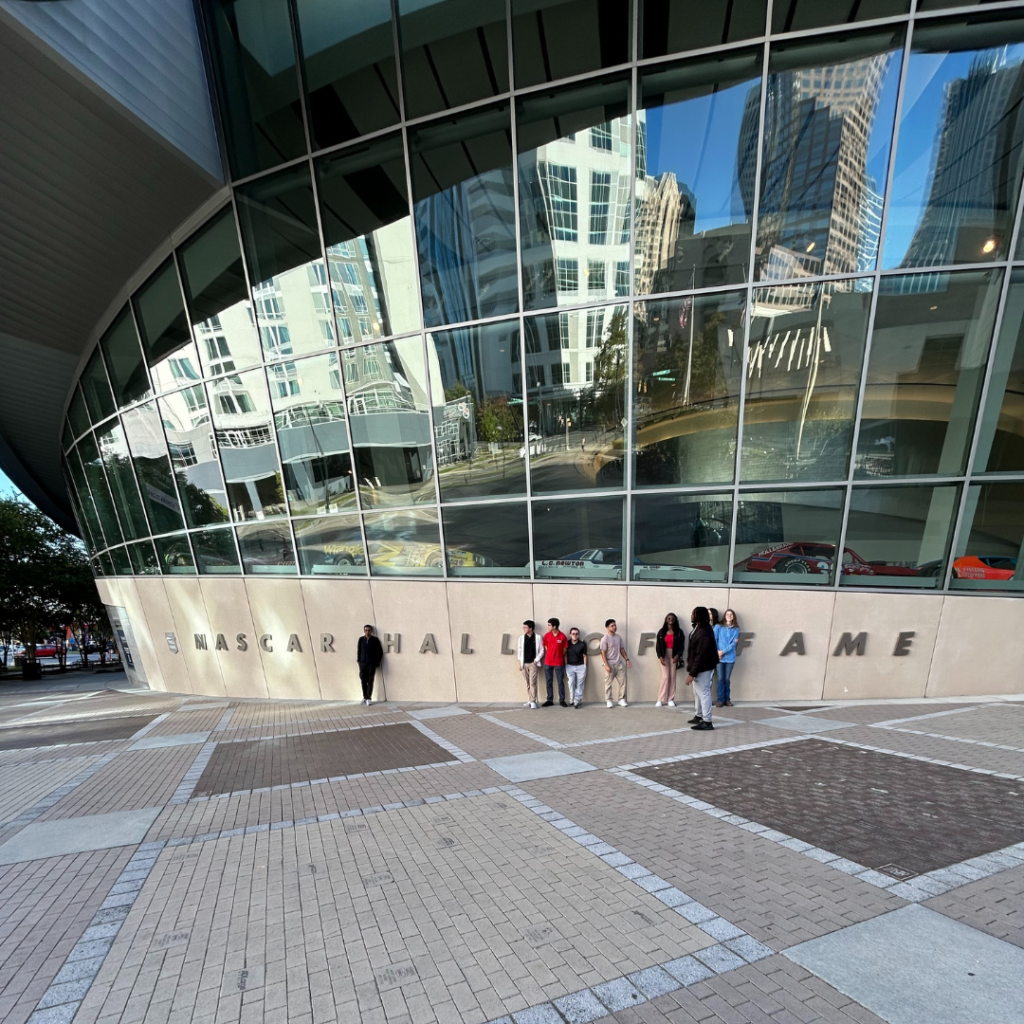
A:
[[460, 633, 473, 654], [215, 634, 229, 651], [737, 632, 755, 655], [287, 634, 303, 653], [500, 633, 515, 655], [165, 632, 178, 654], [637, 632, 656, 655], [259, 634, 273, 653], [236, 633, 248, 651], [321, 633, 335, 653], [833, 632, 867, 657], [194, 634, 208, 651], [384, 633, 400, 653], [419, 633, 438, 654], [893, 631, 915, 657], [780, 633, 805, 656]]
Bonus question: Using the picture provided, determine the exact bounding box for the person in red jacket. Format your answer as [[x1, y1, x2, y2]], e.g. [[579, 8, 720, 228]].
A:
[[542, 617, 569, 706]]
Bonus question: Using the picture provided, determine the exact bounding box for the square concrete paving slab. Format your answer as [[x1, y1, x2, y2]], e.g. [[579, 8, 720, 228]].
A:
[[407, 706, 471, 720], [761, 714, 855, 733], [129, 731, 211, 750], [484, 750, 597, 782], [785, 905, 1024, 1024], [0, 806, 162, 863]]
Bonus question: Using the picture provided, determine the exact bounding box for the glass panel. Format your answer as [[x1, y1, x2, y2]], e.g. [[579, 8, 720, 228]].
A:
[[80, 350, 115, 424], [517, 76, 631, 311], [633, 292, 745, 487], [77, 433, 123, 548], [270, 352, 356, 515], [127, 540, 160, 575], [757, 29, 904, 282], [410, 104, 518, 328], [631, 491, 733, 581], [441, 502, 531, 576], [192, 527, 242, 574], [527, 303, 628, 492], [121, 403, 186, 535], [842, 484, 959, 587], [743, 278, 871, 483], [237, 521, 296, 574], [348, 337, 436, 507], [883, 13, 1024, 269], [532, 495, 625, 578], [154, 534, 197, 575], [512, 0, 631, 89], [178, 207, 262, 378], [315, 134, 420, 343], [976, 269, 1024, 472], [236, 164, 337, 363], [201, 0, 306, 178], [99, 553, 115, 577], [133, 259, 202, 394], [732, 488, 844, 584], [158, 386, 231, 527], [637, 50, 762, 294], [62, 419, 74, 454], [952, 482, 1024, 591], [294, 514, 367, 575], [295, 0, 400, 150], [429, 320, 526, 500], [96, 421, 149, 540], [772, 0, 908, 33], [64, 456, 101, 552], [855, 269, 1001, 478], [67, 386, 90, 441], [641, 0, 767, 59], [110, 546, 133, 576], [363, 508, 443, 575], [398, 0, 508, 119], [207, 369, 286, 521], [100, 307, 150, 409]]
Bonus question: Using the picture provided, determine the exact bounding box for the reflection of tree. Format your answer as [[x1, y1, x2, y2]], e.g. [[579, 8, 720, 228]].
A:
[[477, 396, 520, 444], [592, 307, 628, 428], [175, 473, 229, 526]]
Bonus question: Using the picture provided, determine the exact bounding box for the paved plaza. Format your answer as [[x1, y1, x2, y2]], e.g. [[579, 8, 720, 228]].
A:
[[0, 681, 1022, 1024]]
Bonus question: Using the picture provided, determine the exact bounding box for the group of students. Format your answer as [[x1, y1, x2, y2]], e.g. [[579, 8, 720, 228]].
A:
[[516, 608, 740, 730]]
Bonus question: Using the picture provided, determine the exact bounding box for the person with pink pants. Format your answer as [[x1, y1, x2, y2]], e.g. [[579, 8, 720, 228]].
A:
[[655, 612, 685, 706]]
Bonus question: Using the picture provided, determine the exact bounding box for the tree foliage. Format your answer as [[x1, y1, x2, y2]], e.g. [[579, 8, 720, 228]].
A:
[[0, 498, 108, 672]]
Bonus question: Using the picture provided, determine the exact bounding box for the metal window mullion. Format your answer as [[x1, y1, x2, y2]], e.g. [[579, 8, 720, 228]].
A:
[[286, 0, 315, 159], [624, 46, 638, 579], [728, 29, 772, 586], [833, 19, 914, 591], [942, 174, 1024, 589]]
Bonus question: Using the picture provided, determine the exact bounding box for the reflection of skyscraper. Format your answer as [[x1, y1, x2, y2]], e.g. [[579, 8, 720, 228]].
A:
[[901, 54, 1024, 268], [754, 53, 893, 282]]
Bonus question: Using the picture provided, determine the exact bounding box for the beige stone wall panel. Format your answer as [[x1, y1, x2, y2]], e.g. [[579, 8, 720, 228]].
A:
[[133, 577, 196, 695], [300, 577, 377, 701], [197, 578, 268, 699], [243, 578, 321, 700]]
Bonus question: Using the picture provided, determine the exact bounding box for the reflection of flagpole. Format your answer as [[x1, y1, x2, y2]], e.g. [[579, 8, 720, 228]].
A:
[[796, 290, 828, 462]]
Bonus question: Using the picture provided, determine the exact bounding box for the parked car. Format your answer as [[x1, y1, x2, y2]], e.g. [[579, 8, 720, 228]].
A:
[[951, 554, 1018, 580], [536, 548, 713, 579], [735, 542, 921, 577]]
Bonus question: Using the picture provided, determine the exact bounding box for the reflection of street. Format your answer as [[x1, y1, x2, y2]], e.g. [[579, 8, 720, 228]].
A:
[[436, 445, 523, 495], [528, 428, 623, 489]]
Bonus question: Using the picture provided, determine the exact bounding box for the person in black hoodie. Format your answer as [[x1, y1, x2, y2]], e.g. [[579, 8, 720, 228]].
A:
[[655, 612, 685, 707], [685, 607, 719, 730], [356, 625, 384, 706], [565, 627, 588, 708]]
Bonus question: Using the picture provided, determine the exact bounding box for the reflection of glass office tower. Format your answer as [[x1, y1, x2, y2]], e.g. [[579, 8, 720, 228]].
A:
[[901, 54, 1024, 268], [754, 54, 892, 289]]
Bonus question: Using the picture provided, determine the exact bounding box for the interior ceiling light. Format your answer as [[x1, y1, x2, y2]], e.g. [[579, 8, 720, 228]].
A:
[[806, 242, 816, 252], [982, 239, 997, 254]]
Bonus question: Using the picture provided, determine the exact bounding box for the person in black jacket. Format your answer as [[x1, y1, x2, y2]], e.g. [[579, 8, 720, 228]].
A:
[[565, 627, 588, 708], [655, 612, 685, 707], [356, 625, 384, 706], [685, 607, 719, 730]]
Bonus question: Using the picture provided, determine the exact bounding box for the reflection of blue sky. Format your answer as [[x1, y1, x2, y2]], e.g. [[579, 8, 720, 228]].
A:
[[884, 45, 1024, 267], [0, 469, 21, 499], [642, 78, 757, 234], [865, 51, 903, 193]]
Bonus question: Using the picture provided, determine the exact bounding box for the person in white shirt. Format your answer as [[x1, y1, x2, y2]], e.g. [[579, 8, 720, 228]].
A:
[[515, 620, 544, 709]]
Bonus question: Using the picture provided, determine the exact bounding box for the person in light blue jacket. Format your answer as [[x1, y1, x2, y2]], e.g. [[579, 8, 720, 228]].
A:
[[714, 609, 740, 707]]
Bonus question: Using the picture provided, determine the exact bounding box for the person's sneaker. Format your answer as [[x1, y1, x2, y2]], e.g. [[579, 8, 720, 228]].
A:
[[715, 702, 725, 708], [523, 701, 532, 707], [573, 702, 580, 709], [618, 698, 628, 707], [687, 715, 703, 725], [529, 702, 538, 709], [655, 700, 663, 707], [606, 700, 614, 708], [366, 699, 372, 706], [542, 700, 554, 707], [559, 700, 568, 707], [667, 700, 676, 707], [691, 720, 714, 731], [726, 701, 734, 706]]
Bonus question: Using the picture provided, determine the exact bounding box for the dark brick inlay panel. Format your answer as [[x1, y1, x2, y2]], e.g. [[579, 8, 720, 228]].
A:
[[636, 739, 1024, 876], [0, 715, 156, 750], [193, 723, 453, 796]]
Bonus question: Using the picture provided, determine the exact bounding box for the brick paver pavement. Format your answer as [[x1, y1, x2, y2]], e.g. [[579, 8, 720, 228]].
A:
[[0, 683, 1020, 1024]]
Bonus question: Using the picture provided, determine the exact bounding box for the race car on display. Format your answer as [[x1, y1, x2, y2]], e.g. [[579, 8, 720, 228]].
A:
[[734, 542, 922, 577]]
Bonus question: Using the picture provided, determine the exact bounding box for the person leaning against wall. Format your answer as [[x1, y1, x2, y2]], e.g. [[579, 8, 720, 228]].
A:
[[600, 619, 631, 708], [517, 620, 545, 709], [565, 627, 588, 708], [715, 608, 740, 707], [356, 625, 383, 706], [655, 611, 685, 707], [685, 607, 719, 730]]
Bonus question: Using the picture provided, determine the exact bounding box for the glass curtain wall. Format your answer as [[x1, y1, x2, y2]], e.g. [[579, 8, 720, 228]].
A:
[[60, 1, 1024, 594]]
